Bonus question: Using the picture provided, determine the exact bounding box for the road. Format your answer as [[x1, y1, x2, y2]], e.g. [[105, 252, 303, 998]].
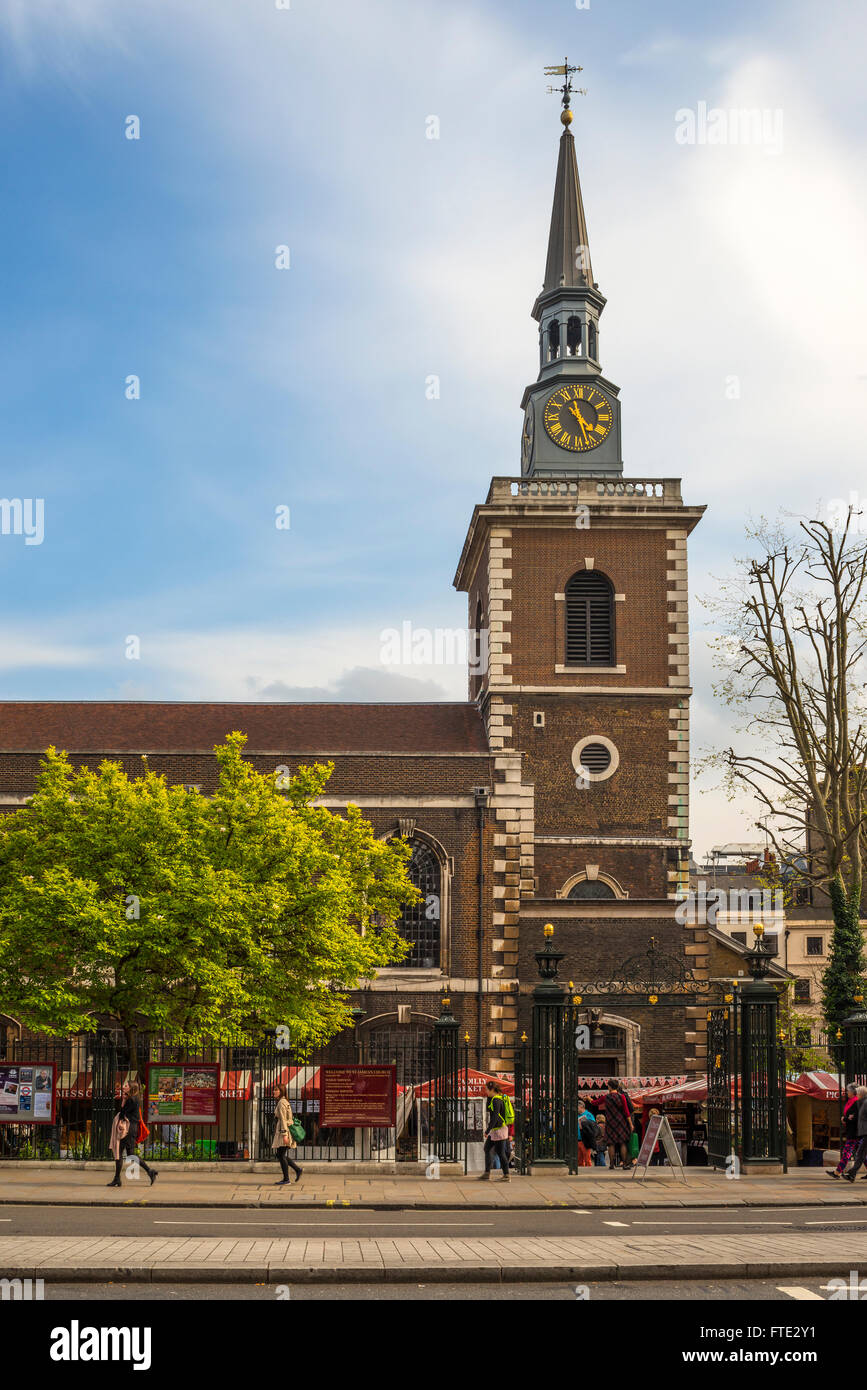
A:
[[33, 1278, 850, 1301], [2, 1202, 867, 1239]]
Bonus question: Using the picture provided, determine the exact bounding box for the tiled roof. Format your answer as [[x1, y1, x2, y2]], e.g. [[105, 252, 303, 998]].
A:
[[0, 702, 490, 755]]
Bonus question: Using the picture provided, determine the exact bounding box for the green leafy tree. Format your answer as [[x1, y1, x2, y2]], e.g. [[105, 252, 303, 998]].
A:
[[704, 511, 867, 1030], [0, 733, 414, 1051]]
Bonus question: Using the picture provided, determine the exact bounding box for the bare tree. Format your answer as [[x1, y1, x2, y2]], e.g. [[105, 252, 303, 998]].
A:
[[704, 509, 867, 1027]]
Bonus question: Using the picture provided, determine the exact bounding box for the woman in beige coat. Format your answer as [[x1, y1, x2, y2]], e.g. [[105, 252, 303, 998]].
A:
[[272, 1083, 303, 1184]]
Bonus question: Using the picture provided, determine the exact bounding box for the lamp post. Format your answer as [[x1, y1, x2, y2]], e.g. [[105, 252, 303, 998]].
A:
[[431, 991, 460, 1163], [531, 923, 571, 1171]]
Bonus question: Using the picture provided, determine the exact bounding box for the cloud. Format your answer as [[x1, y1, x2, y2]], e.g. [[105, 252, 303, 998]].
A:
[[251, 666, 450, 702]]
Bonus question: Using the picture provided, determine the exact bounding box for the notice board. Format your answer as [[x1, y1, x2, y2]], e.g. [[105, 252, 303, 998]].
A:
[[146, 1062, 220, 1125], [0, 1062, 57, 1124], [320, 1065, 396, 1127]]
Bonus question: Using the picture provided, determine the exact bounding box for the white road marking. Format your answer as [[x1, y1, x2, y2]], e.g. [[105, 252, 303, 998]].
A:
[[602, 1220, 630, 1227], [804, 1218, 867, 1225], [776, 1286, 825, 1300], [151, 1219, 497, 1228], [630, 1219, 793, 1227]]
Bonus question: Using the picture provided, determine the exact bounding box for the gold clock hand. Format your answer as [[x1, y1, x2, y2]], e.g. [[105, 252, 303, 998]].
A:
[[569, 404, 590, 444]]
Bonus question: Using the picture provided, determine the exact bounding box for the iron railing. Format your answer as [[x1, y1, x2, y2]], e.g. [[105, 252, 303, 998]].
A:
[[0, 1029, 468, 1166]]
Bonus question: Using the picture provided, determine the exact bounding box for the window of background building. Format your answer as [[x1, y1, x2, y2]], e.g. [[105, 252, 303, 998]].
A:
[[795, 1025, 811, 1045], [794, 978, 811, 1003], [731, 930, 747, 945], [806, 936, 824, 956], [765, 933, 779, 955]]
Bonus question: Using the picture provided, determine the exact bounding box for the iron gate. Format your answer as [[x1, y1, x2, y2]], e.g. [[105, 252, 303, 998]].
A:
[[706, 1004, 734, 1167]]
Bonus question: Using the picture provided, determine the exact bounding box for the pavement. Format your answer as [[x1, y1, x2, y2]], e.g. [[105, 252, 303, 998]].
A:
[[1, 1167, 866, 1283], [1, 1165, 867, 1210], [1, 1228, 866, 1284]]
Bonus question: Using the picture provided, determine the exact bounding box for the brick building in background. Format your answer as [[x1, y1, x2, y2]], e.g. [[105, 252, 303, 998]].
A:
[[0, 102, 706, 1077]]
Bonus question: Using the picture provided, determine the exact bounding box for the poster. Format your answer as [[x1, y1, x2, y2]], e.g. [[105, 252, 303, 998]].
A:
[[320, 1065, 396, 1127], [0, 1063, 57, 1124], [145, 1062, 220, 1125]]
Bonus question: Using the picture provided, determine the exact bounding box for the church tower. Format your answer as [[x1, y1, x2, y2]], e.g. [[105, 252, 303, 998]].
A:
[[455, 68, 707, 1077]]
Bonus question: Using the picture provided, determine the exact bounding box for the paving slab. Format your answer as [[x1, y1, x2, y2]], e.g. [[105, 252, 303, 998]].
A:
[[0, 1231, 865, 1284], [1, 1166, 866, 1211]]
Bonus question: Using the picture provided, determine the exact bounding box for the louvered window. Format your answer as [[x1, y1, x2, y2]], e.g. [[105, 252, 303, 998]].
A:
[[565, 571, 614, 665], [577, 741, 611, 775]]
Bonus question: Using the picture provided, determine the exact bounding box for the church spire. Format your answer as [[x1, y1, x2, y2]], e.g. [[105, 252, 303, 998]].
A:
[[543, 123, 594, 292], [519, 62, 623, 479]]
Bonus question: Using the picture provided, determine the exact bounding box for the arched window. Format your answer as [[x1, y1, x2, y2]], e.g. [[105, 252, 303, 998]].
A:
[[395, 839, 441, 968], [567, 879, 617, 900], [588, 320, 597, 360], [565, 571, 615, 665], [546, 319, 560, 362], [566, 316, 582, 357]]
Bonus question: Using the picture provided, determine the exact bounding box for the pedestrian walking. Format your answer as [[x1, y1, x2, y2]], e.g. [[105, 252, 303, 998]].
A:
[[480, 1080, 510, 1181], [603, 1079, 634, 1171], [829, 1084, 859, 1178], [272, 1083, 303, 1184], [107, 1080, 158, 1188], [843, 1086, 867, 1182], [576, 1099, 599, 1167]]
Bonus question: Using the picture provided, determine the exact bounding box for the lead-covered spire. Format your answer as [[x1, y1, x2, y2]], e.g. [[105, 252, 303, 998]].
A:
[[543, 123, 594, 291]]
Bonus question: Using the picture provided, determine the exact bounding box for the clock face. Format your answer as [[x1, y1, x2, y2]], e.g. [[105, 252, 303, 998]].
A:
[[521, 407, 535, 468], [543, 384, 613, 452]]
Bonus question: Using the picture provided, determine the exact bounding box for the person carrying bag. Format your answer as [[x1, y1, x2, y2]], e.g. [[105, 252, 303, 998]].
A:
[[271, 1083, 304, 1185]]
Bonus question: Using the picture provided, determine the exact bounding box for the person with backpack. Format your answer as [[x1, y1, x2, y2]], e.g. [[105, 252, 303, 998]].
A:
[[480, 1080, 511, 1181]]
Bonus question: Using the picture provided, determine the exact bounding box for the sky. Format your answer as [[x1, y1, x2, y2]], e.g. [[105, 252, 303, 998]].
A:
[[0, 0, 865, 860]]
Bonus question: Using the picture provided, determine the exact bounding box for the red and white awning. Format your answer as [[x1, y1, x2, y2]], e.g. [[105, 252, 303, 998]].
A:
[[795, 1070, 841, 1100]]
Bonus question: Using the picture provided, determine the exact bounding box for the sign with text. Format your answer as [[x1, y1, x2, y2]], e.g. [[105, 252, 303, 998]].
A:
[[632, 1113, 687, 1182], [146, 1062, 220, 1126], [320, 1065, 396, 1128], [0, 1063, 56, 1124]]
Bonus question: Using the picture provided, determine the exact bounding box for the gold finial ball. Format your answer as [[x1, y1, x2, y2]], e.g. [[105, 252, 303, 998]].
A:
[[561, 108, 573, 126], [543, 923, 554, 938], [753, 921, 765, 938]]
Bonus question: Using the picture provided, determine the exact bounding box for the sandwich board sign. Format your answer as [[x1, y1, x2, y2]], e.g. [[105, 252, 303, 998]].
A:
[[631, 1112, 687, 1182]]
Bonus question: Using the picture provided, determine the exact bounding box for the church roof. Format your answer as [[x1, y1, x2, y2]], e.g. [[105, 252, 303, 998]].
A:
[[0, 702, 490, 756], [543, 127, 594, 292]]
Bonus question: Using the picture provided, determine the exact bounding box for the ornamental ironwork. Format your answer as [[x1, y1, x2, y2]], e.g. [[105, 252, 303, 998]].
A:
[[569, 935, 713, 1000]]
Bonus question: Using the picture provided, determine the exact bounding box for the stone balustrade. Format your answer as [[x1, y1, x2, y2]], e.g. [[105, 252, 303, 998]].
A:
[[487, 476, 683, 504]]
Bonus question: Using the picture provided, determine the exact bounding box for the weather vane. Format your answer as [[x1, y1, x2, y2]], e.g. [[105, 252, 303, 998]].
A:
[[544, 58, 587, 125]]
